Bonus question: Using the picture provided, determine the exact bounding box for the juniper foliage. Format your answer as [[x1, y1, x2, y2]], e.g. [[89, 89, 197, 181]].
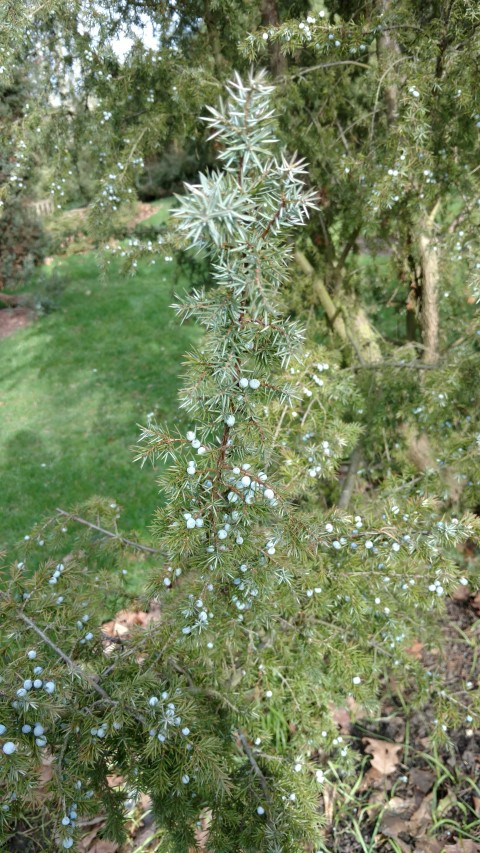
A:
[[1, 72, 479, 853]]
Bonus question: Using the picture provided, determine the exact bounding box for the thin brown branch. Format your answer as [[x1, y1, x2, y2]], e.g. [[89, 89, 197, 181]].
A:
[[337, 444, 363, 510], [237, 731, 271, 800], [17, 611, 111, 701], [55, 508, 163, 554]]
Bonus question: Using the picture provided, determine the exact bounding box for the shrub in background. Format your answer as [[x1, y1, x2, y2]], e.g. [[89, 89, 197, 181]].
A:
[[1, 73, 479, 853], [0, 200, 46, 293]]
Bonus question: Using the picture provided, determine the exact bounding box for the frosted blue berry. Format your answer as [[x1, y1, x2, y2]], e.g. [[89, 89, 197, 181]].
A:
[[61, 816, 70, 826], [0, 725, 7, 735], [33, 724, 44, 737], [186, 518, 196, 530], [27, 650, 37, 660], [44, 681, 55, 694], [62, 839, 74, 849], [2, 742, 16, 755], [225, 414, 235, 426], [22, 725, 32, 734], [257, 806, 265, 815], [181, 774, 190, 784], [33, 679, 42, 689]]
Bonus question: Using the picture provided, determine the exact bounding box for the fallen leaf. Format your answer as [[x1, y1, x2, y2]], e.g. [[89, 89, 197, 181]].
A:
[[408, 792, 433, 836], [359, 765, 384, 790], [443, 842, 480, 853], [101, 620, 129, 639], [136, 793, 152, 813], [473, 795, 480, 816], [107, 774, 124, 788], [451, 584, 471, 601], [363, 738, 403, 775], [386, 796, 415, 815], [192, 808, 212, 852], [88, 841, 118, 853], [322, 784, 336, 827], [414, 841, 443, 853], [409, 767, 435, 793], [436, 791, 457, 817], [379, 811, 410, 839], [365, 789, 385, 816], [37, 753, 54, 786], [406, 639, 424, 659], [471, 592, 480, 614], [329, 704, 351, 734], [78, 827, 102, 851]]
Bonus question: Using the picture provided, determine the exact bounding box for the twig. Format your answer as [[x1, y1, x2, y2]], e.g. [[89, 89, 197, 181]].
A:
[[56, 508, 163, 554], [237, 731, 271, 800], [337, 444, 363, 510], [17, 611, 111, 700], [347, 360, 440, 371], [288, 60, 371, 79]]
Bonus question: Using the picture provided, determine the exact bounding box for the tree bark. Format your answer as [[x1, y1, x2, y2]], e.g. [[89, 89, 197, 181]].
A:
[[376, 0, 402, 125], [295, 250, 348, 341], [418, 203, 440, 364], [260, 0, 287, 78]]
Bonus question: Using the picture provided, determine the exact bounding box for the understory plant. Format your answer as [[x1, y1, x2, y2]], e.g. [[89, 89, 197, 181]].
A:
[[1, 72, 479, 853]]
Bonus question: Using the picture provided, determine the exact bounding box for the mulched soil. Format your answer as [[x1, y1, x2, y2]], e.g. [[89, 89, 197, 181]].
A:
[[324, 595, 480, 852]]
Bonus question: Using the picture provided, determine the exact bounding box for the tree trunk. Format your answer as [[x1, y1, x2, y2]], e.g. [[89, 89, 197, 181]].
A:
[[418, 203, 440, 364], [376, 0, 402, 125], [260, 0, 287, 78], [204, 0, 224, 75]]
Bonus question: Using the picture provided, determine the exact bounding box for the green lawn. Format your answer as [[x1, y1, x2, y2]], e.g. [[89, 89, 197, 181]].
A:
[[0, 249, 198, 551]]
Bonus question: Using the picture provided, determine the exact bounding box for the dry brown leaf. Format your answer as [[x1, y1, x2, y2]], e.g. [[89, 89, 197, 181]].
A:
[[443, 842, 480, 853], [102, 604, 161, 643], [409, 767, 435, 794], [471, 592, 480, 614], [436, 791, 457, 818], [386, 796, 415, 815], [473, 795, 480, 816], [107, 774, 124, 788], [322, 784, 336, 827], [359, 765, 384, 790], [329, 704, 351, 734], [408, 792, 433, 836], [415, 840, 443, 853], [451, 583, 471, 601], [37, 753, 54, 786], [101, 620, 129, 639], [379, 811, 410, 839], [78, 827, 103, 852], [363, 738, 403, 775], [136, 793, 152, 813], [406, 639, 424, 659], [88, 841, 118, 853], [189, 808, 212, 852], [365, 789, 385, 816]]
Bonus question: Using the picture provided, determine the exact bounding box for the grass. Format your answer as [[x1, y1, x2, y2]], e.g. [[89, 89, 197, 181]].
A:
[[0, 243, 198, 552]]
